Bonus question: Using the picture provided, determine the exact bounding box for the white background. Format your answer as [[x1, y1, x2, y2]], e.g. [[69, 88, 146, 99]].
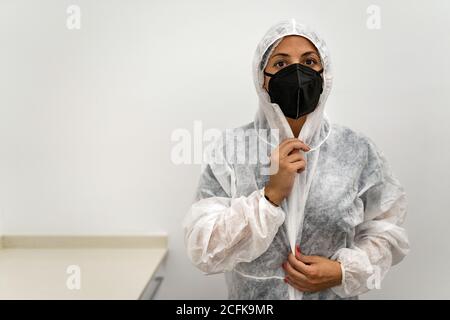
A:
[[1, 0, 449, 299]]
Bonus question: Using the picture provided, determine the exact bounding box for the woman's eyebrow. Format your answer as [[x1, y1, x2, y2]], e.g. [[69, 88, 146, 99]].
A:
[[301, 51, 320, 58], [270, 52, 290, 59], [270, 51, 320, 60]]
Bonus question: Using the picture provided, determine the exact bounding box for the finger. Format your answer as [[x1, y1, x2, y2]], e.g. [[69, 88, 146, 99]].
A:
[[283, 260, 309, 283], [279, 140, 310, 157], [287, 253, 311, 275], [279, 138, 309, 150], [287, 147, 301, 156], [285, 276, 310, 292], [278, 138, 297, 147], [281, 141, 310, 157], [277, 138, 300, 153], [295, 244, 301, 258], [270, 144, 297, 163], [287, 160, 306, 173], [297, 253, 320, 265], [284, 152, 305, 164]]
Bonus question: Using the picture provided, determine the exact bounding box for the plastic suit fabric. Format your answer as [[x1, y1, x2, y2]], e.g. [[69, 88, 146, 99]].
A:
[[183, 18, 409, 300]]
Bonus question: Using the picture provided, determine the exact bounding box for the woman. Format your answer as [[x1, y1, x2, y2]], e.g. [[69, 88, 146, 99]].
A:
[[183, 19, 409, 300]]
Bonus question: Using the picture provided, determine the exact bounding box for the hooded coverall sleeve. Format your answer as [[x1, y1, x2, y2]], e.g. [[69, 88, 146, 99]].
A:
[[182, 135, 286, 275], [330, 136, 410, 298]]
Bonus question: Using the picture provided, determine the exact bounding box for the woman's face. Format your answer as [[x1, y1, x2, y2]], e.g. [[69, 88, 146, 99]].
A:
[[263, 35, 323, 92]]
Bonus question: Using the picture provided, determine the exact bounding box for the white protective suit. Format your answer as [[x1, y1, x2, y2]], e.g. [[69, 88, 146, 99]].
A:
[[183, 19, 409, 300]]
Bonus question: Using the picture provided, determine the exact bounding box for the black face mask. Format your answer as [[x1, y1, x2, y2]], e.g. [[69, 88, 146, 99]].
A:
[[264, 63, 324, 119]]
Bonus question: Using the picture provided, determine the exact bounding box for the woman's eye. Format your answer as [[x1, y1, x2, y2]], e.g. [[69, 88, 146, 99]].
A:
[[274, 61, 286, 68], [305, 58, 316, 65]]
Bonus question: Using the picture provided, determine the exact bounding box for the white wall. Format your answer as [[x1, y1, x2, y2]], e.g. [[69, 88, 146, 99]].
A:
[[1, 0, 449, 299]]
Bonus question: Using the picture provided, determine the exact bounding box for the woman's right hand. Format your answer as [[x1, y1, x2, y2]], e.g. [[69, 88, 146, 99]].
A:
[[264, 138, 311, 206]]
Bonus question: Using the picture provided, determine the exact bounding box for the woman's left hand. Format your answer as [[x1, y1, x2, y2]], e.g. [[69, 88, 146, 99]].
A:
[[282, 245, 342, 292]]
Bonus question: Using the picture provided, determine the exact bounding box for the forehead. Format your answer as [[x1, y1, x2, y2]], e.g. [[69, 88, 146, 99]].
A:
[[270, 35, 319, 56]]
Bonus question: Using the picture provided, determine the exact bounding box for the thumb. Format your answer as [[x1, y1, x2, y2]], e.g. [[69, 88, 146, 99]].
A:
[[296, 245, 316, 264]]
